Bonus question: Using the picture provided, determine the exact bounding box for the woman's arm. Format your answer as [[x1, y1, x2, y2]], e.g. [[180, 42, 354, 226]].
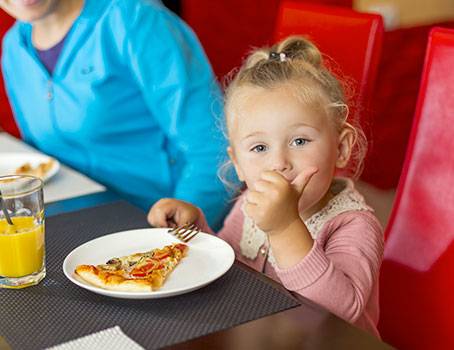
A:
[[121, 2, 231, 229]]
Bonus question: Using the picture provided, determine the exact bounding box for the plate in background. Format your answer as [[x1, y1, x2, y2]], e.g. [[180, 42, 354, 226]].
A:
[[0, 152, 60, 182]]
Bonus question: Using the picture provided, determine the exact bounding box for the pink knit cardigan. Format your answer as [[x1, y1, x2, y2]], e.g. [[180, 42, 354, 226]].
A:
[[196, 188, 384, 338]]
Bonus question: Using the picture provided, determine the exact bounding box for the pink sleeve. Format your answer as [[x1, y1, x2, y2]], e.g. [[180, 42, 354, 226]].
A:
[[274, 211, 384, 323], [195, 195, 245, 243]]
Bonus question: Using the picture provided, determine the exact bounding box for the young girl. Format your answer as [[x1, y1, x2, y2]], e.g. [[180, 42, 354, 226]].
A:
[[148, 36, 383, 337]]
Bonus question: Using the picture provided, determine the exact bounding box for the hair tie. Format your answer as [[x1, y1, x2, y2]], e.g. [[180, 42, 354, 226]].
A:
[[269, 51, 287, 62]]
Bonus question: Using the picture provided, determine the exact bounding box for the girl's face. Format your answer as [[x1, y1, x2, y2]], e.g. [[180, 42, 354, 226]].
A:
[[0, 0, 59, 22], [227, 85, 354, 217]]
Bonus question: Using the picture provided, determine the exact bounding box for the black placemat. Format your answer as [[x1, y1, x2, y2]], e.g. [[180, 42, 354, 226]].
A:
[[0, 201, 300, 349]]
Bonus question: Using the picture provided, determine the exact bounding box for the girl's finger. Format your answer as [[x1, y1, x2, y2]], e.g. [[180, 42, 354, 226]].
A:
[[166, 218, 177, 228], [260, 170, 287, 185], [175, 209, 198, 227], [148, 202, 175, 228], [147, 207, 168, 227], [253, 178, 276, 193], [246, 190, 263, 205], [292, 167, 319, 194]]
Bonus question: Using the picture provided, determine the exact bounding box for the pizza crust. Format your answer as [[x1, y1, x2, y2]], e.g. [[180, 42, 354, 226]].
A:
[[75, 265, 157, 292]]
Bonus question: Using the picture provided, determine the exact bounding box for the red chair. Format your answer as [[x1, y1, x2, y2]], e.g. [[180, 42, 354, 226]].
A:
[[362, 21, 454, 189], [181, 0, 353, 81], [379, 27, 454, 350], [274, 1, 383, 128], [0, 12, 19, 137]]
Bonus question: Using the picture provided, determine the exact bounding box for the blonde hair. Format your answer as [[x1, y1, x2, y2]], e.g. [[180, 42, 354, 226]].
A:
[[221, 35, 367, 186]]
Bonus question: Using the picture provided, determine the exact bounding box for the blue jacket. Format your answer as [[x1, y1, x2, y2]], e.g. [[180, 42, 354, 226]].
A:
[[1, 0, 231, 228]]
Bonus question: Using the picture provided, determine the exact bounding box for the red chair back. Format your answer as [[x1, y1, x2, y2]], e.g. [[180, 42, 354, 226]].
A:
[[181, 0, 353, 81], [379, 27, 454, 350], [0, 12, 19, 137], [273, 1, 383, 125]]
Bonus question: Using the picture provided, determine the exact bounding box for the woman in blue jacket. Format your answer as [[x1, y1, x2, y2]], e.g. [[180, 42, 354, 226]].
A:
[[1, 0, 231, 228]]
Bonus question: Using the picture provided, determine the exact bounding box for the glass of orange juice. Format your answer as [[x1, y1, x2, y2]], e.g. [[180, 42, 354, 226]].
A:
[[0, 175, 45, 288]]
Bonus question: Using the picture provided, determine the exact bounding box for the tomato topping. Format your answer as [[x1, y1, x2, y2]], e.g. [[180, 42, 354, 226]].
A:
[[131, 259, 160, 277], [174, 244, 187, 252], [143, 260, 159, 270], [153, 252, 170, 260], [131, 271, 146, 278]]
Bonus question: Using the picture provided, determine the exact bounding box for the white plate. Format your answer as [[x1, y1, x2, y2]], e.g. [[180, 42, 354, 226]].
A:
[[63, 228, 235, 299], [0, 152, 60, 182]]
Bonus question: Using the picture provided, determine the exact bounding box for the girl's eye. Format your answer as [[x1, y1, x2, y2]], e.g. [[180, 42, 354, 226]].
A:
[[251, 144, 267, 153], [291, 138, 309, 147]]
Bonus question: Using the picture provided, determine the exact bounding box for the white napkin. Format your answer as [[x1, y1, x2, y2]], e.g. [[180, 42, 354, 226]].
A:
[[45, 326, 145, 350]]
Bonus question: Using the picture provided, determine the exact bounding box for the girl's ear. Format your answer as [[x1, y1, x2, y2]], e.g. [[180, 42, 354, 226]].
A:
[[227, 146, 245, 182], [336, 126, 356, 169]]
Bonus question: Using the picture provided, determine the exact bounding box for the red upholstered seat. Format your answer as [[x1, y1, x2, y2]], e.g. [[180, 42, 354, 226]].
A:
[[379, 27, 454, 350], [273, 1, 383, 129], [181, 0, 353, 81], [0, 12, 19, 137]]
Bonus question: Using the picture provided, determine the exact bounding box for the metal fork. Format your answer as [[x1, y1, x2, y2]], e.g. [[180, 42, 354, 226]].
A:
[[168, 223, 200, 243]]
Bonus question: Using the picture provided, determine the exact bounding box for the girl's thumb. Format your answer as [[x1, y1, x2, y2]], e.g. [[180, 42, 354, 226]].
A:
[[291, 167, 319, 194]]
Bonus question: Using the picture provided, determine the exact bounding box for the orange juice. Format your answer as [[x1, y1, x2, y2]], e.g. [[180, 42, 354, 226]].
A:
[[0, 216, 45, 277]]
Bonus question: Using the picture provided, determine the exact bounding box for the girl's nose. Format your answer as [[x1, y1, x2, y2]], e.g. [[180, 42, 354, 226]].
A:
[[270, 151, 291, 173]]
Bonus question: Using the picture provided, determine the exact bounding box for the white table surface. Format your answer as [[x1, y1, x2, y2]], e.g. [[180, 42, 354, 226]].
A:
[[0, 132, 105, 203]]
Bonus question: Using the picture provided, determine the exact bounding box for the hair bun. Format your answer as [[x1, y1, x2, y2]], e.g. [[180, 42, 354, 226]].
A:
[[275, 35, 322, 67]]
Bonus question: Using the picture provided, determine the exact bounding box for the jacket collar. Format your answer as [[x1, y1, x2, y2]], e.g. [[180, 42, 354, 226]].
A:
[[16, 0, 110, 75]]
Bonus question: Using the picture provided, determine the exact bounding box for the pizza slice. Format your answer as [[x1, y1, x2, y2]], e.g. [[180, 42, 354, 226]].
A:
[[15, 159, 55, 178], [75, 243, 188, 292]]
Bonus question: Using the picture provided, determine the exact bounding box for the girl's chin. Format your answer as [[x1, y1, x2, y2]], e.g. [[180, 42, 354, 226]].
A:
[[13, 0, 43, 6]]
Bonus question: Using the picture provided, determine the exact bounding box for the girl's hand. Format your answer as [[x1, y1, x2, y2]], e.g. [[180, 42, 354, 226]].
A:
[[244, 167, 318, 234], [147, 198, 200, 228]]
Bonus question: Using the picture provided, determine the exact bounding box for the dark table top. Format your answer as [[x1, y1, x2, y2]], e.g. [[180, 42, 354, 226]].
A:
[[167, 274, 393, 350], [28, 191, 393, 350]]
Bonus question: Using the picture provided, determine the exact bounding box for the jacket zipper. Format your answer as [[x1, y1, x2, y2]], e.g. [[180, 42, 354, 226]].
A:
[[47, 79, 53, 101]]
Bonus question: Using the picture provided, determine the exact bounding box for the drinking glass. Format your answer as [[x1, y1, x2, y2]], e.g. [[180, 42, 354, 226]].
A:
[[0, 175, 45, 288]]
